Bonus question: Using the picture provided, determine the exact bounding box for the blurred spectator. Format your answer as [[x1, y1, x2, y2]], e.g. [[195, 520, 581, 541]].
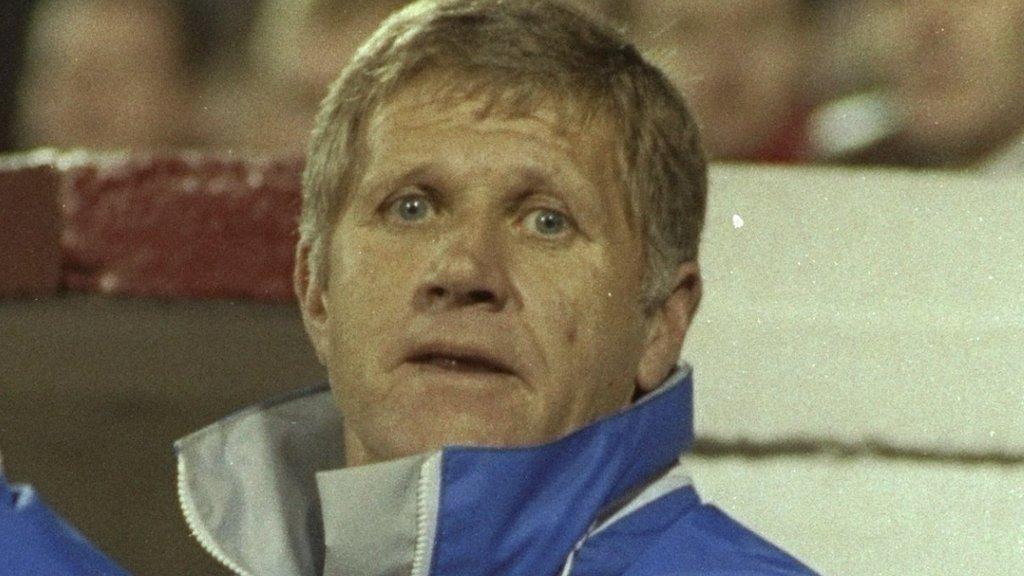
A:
[[230, 0, 411, 154], [819, 0, 1024, 172], [16, 0, 198, 151], [627, 0, 815, 162]]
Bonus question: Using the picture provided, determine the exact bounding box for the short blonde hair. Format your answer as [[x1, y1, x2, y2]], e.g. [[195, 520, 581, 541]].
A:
[[300, 0, 706, 311]]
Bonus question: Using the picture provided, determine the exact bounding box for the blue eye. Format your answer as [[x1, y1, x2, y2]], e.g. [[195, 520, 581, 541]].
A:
[[528, 209, 570, 237], [390, 195, 433, 222]]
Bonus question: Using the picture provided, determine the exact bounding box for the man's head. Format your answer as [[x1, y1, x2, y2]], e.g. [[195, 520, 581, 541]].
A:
[[295, 0, 705, 466], [16, 0, 191, 150], [873, 0, 1024, 163], [629, 0, 808, 160]]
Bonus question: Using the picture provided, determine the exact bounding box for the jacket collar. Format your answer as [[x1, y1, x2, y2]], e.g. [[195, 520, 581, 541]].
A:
[[175, 365, 694, 576]]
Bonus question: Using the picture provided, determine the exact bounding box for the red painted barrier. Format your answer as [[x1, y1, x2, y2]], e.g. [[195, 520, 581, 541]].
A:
[[1, 151, 304, 301], [0, 154, 61, 297], [60, 153, 304, 301]]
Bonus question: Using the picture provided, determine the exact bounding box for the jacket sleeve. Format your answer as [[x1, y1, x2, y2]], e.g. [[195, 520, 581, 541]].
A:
[[0, 474, 132, 576]]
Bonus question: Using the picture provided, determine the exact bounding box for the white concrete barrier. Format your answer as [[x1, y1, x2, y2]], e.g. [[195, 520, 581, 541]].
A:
[[686, 164, 1024, 454], [686, 454, 1024, 576]]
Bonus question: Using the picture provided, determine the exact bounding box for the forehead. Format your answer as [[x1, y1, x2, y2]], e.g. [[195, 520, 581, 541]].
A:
[[375, 73, 607, 134], [365, 76, 621, 178], [356, 76, 637, 227]]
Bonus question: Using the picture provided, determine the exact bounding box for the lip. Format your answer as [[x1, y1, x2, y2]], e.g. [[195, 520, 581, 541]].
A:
[[404, 341, 517, 377]]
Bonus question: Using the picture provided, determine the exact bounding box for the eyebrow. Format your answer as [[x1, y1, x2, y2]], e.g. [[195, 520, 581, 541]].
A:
[[509, 165, 606, 230], [516, 166, 570, 195], [359, 163, 442, 198], [366, 158, 583, 196]]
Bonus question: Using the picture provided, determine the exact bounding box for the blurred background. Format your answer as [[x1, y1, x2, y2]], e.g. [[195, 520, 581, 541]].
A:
[[2, 0, 1023, 173]]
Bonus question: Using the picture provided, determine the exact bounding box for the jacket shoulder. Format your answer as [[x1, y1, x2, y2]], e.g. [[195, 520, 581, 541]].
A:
[[627, 495, 818, 575], [571, 485, 816, 575], [0, 478, 130, 576]]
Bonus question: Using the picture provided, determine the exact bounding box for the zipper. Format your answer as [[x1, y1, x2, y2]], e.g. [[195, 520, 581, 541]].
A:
[[176, 455, 251, 576], [410, 452, 442, 576]]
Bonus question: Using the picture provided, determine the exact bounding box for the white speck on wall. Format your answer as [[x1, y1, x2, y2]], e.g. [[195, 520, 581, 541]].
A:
[[732, 214, 744, 229], [98, 272, 120, 293]]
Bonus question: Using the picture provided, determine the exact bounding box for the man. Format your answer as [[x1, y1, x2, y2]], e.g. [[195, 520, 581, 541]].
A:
[[175, 1, 816, 574], [627, 0, 814, 162], [837, 0, 1024, 172]]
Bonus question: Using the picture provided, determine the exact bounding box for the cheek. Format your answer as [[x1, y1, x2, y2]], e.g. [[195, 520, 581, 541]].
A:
[[517, 246, 643, 363], [329, 227, 410, 294], [518, 263, 583, 351], [324, 230, 415, 346]]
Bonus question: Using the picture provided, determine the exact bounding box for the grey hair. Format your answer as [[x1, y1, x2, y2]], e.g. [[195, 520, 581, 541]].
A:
[[300, 0, 706, 312]]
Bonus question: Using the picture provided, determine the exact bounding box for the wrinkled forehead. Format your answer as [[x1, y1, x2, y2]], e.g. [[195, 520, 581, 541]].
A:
[[356, 70, 637, 224], [371, 69, 619, 141], [356, 70, 629, 194]]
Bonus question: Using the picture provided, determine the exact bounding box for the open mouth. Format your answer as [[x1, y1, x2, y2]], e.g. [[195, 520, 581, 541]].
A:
[[408, 353, 513, 375]]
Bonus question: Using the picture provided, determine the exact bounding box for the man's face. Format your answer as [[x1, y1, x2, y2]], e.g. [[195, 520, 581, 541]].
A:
[[878, 0, 1024, 157], [632, 0, 804, 159], [302, 83, 680, 466]]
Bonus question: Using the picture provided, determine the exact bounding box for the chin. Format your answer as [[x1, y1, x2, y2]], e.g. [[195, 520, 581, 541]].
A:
[[440, 406, 548, 443], [342, 370, 563, 463], [358, 403, 553, 464]]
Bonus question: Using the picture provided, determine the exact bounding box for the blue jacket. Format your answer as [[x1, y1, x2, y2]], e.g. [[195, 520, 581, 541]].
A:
[[0, 474, 129, 575], [175, 366, 817, 575]]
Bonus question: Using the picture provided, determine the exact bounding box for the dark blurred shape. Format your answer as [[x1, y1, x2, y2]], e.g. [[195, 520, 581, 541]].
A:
[[0, 153, 61, 297], [627, 0, 816, 162], [815, 0, 1024, 172], [15, 0, 199, 151], [0, 1, 36, 152]]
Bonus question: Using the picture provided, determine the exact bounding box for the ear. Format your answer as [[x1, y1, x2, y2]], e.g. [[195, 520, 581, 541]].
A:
[[294, 240, 331, 366], [635, 262, 702, 392]]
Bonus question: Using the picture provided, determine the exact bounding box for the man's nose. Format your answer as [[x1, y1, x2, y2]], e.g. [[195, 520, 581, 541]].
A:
[[413, 224, 511, 312]]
